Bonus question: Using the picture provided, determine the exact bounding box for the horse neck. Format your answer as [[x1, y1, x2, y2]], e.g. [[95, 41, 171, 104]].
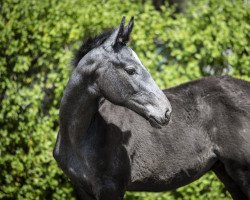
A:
[[59, 71, 99, 146]]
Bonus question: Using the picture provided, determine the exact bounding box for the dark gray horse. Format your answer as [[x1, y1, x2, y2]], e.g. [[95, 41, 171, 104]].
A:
[[54, 17, 250, 200], [54, 17, 171, 199]]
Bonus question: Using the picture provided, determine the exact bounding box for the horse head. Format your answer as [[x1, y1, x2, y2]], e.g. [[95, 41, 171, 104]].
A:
[[75, 17, 172, 127]]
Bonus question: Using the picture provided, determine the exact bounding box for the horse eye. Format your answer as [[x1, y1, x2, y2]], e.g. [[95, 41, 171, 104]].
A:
[[125, 68, 136, 75]]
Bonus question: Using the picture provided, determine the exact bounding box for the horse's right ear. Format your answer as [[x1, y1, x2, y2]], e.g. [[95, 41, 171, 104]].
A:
[[114, 16, 126, 45], [104, 16, 126, 48]]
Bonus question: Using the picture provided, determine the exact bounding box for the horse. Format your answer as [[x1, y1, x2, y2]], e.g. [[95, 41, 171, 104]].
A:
[[53, 16, 171, 199], [54, 17, 250, 200]]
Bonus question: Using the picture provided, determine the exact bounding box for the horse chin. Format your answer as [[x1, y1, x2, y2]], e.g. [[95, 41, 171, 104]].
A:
[[126, 100, 170, 128]]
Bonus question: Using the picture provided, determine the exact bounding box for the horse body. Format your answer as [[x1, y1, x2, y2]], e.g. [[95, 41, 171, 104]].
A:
[[54, 17, 250, 199], [67, 76, 250, 199]]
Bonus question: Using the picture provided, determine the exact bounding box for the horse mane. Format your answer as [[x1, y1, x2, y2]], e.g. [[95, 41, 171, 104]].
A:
[[72, 29, 114, 68]]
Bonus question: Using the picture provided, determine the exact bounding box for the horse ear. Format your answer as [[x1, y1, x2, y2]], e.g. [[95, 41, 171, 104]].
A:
[[114, 16, 126, 45], [103, 16, 126, 48], [122, 16, 134, 43], [104, 16, 134, 48]]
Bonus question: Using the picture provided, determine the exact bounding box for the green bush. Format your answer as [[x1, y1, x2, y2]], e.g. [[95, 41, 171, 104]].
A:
[[0, 0, 249, 199]]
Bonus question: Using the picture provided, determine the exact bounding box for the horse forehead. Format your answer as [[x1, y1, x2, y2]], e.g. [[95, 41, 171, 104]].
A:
[[131, 49, 142, 64], [118, 48, 143, 65]]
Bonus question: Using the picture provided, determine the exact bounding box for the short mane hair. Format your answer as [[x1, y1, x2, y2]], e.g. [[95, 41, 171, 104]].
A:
[[72, 29, 114, 68]]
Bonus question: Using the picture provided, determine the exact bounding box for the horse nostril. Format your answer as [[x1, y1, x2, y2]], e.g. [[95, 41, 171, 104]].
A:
[[165, 109, 171, 121]]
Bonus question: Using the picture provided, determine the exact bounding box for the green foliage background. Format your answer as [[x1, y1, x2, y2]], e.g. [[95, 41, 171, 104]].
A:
[[0, 0, 249, 199]]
